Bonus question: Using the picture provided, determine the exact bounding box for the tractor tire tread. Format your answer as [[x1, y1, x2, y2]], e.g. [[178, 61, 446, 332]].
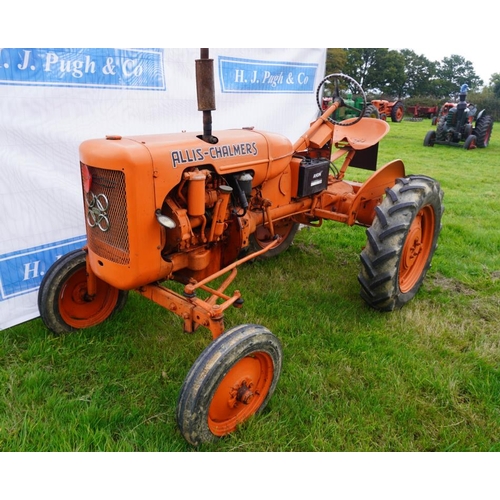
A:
[[358, 175, 444, 311]]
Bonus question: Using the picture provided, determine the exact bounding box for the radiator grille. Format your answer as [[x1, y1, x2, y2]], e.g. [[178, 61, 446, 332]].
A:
[[81, 164, 130, 265]]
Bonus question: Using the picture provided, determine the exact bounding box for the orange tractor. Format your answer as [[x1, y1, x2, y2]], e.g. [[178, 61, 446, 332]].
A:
[[364, 99, 405, 122], [38, 50, 444, 446]]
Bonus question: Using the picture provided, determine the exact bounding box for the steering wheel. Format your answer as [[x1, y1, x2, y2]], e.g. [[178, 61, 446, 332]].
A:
[[316, 73, 367, 126]]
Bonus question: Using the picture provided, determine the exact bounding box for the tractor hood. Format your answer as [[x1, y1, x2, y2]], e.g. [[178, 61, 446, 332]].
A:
[[81, 128, 294, 191], [142, 128, 294, 185]]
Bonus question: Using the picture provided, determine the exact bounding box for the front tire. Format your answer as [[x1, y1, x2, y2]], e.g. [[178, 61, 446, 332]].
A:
[[423, 130, 436, 147], [177, 324, 282, 446], [358, 176, 444, 311], [464, 134, 477, 150], [38, 249, 128, 334]]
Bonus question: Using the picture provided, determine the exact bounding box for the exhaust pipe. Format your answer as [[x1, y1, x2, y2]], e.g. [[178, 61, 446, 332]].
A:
[[196, 48, 218, 144]]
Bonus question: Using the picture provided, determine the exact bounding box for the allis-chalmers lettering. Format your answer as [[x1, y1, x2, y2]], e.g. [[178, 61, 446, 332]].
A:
[[171, 142, 258, 168]]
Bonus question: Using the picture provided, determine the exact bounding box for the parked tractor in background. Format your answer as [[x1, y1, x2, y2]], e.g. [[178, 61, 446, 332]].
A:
[[38, 51, 444, 446], [424, 84, 494, 149], [364, 99, 405, 122], [406, 104, 439, 122], [322, 95, 405, 122]]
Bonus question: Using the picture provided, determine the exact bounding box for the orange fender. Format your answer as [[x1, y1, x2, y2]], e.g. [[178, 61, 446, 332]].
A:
[[348, 159, 406, 225]]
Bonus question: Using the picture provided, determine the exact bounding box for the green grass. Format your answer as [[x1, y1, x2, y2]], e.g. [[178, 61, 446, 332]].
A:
[[1, 119, 499, 452]]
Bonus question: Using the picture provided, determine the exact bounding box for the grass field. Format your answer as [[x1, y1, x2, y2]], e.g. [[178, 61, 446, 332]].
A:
[[1, 118, 499, 452]]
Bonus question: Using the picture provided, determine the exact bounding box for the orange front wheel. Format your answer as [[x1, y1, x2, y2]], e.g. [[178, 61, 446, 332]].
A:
[[177, 324, 282, 446], [38, 249, 128, 334]]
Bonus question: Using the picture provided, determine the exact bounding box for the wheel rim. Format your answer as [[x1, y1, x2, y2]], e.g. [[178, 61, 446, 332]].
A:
[[208, 352, 274, 436], [254, 219, 295, 249], [59, 267, 120, 329], [399, 205, 435, 293]]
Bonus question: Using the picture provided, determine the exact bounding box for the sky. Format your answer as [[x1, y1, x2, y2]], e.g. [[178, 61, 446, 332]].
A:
[[2, 3, 497, 87]]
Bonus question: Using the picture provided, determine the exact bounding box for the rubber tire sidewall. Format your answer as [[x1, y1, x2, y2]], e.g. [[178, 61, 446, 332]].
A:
[[176, 324, 283, 446], [38, 249, 128, 334]]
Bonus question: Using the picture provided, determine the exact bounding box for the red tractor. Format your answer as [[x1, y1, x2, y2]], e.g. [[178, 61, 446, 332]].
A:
[[406, 104, 439, 122], [38, 50, 444, 446]]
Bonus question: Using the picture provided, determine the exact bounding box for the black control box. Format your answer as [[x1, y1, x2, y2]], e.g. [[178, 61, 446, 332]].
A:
[[297, 158, 330, 197]]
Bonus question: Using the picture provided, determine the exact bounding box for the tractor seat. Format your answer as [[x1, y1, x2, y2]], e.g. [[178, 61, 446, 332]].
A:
[[331, 117, 390, 150]]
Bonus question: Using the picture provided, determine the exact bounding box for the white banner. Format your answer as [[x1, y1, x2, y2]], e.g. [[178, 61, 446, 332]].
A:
[[0, 48, 326, 330]]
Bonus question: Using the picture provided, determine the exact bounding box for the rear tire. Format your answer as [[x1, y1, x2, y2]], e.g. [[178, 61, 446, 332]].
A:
[[38, 249, 128, 334], [390, 102, 404, 122], [435, 117, 447, 141], [358, 176, 444, 311], [363, 104, 380, 119], [177, 324, 282, 446], [474, 115, 493, 147]]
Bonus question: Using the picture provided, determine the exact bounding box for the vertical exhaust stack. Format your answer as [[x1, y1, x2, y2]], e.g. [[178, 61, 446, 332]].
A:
[[196, 48, 218, 144]]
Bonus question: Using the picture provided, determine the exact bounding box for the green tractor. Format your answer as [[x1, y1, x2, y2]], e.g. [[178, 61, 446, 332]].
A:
[[423, 84, 493, 150], [321, 94, 405, 122]]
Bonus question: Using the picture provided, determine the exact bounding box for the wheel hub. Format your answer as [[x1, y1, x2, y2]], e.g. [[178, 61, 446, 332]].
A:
[[228, 378, 255, 408], [237, 382, 255, 405], [399, 206, 435, 294], [70, 282, 90, 304], [403, 220, 423, 269]]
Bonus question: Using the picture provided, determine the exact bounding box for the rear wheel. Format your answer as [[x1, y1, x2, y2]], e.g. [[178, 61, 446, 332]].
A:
[[436, 117, 447, 141], [248, 218, 299, 259], [358, 176, 444, 311], [391, 102, 404, 122], [38, 249, 128, 334], [364, 104, 380, 119], [474, 115, 493, 147], [177, 324, 282, 446]]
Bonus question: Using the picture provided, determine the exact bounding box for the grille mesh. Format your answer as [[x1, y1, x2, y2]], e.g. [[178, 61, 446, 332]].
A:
[[81, 164, 130, 265]]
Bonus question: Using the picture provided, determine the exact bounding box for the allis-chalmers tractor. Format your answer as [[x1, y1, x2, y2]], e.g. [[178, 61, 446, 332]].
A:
[[38, 50, 444, 446], [424, 84, 494, 149]]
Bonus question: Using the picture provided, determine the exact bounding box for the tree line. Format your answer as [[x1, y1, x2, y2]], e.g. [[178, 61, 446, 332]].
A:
[[326, 49, 500, 121]]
